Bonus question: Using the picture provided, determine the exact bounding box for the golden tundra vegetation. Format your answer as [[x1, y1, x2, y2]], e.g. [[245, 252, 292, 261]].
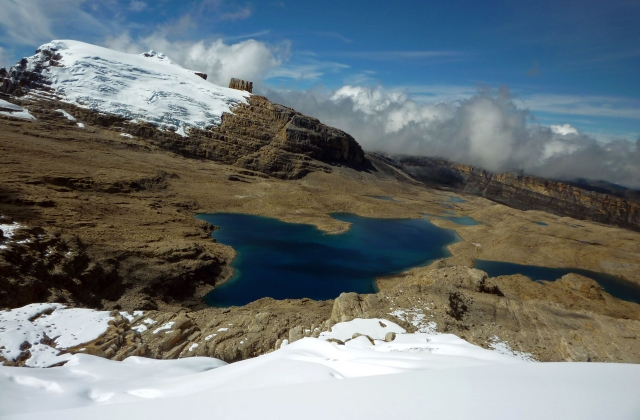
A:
[[1, 97, 639, 365]]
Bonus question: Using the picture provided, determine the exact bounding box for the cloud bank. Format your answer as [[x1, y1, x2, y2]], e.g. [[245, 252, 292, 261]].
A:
[[263, 85, 640, 188], [104, 33, 288, 88]]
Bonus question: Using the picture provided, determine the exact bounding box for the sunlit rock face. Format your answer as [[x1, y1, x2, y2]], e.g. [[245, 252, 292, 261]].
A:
[[0, 40, 365, 180]]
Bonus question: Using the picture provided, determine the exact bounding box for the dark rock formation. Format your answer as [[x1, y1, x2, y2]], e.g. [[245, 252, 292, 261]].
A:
[[0, 48, 62, 96], [0, 222, 228, 310], [229, 78, 253, 93], [194, 72, 207, 80], [374, 154, 640, 232]]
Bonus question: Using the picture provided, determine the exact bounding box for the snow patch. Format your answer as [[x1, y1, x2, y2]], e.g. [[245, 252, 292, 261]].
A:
[[152, 322, 175, 335], [389, 308, 438, 333], [0, 303, 113, 367], [55, 109, 76, 121], [132, 325, 148, 333], [489, 336, 537, 362], [319, 318, 405, 342], [0, 99, 36, 120]]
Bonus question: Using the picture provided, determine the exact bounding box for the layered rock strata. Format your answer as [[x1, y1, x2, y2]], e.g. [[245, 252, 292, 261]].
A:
[[377, 154, 640, 231]]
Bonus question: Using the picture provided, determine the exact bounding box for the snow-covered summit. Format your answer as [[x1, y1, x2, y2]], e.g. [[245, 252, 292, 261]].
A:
[[16, 40, 250, 135]]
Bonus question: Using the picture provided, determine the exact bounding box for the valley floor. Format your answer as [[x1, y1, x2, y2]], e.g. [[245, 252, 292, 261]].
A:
[[1, 108, 640, 365]]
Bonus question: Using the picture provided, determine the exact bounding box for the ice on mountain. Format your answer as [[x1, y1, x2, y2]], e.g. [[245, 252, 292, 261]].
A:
[[17, 40, 249, 137]]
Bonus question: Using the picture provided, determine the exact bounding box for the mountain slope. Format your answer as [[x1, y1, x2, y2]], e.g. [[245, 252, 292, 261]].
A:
[[374, 154, 640, 231], [0, 40, 364, 179]]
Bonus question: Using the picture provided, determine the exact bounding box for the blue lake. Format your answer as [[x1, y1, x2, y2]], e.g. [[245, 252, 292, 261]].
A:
[[197, 213, 459, 307], [449, 197, 466, 203], [536, 222, 549, 226], [474, 259, 640, 304]]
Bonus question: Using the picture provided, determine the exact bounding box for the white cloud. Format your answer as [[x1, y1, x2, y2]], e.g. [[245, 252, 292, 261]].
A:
[[104, 33, 288, 87], [128, 1, 146, 12], [219, 6, 253, 21], [333, 50, 464, 61], [550, 124, 579, 136], [264, 85, 640, 188], [0, 0, 107, 46], [517, 94, 640, 120], [266, 58, 348, 81]]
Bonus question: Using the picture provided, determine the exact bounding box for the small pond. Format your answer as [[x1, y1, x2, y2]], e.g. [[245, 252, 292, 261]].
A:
[[197, 213, 459, 307], [365, 195, 401, 202], [448, 197, 466, 203], [474, 259, 640, 304], [536, 222, 549, 226]]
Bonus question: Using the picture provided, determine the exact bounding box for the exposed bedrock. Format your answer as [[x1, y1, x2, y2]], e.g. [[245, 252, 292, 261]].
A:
[[380, 154, 640, 231], [36, 265, 639, 365], [0, 221, 229, 311], [2, 65, 365, 180]]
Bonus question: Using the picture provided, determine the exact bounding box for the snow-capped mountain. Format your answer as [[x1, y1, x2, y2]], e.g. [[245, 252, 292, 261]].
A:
[[3, 40, 249, 136]]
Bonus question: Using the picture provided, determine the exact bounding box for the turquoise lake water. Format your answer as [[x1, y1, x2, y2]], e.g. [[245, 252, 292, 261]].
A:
[[449, 197, 466, 203], [197, 213, 459, 307], [536, 222, 549, 226], [474, 259, 640, 304]]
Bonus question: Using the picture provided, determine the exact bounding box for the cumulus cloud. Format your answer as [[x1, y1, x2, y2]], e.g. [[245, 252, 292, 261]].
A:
[[104, 33, 288, 87], [0, 0, 107, 46], [550, 124, 579, 136], [263, 85, 640, 188]]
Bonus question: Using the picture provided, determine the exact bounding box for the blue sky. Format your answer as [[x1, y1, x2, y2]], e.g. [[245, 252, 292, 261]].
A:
[[1, 0, 639, 176], [1, 0, 639, 139]]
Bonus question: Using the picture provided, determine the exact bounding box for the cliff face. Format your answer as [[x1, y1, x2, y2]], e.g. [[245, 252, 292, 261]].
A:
[[122, 95, 364, 179], [8, 94, 365, 180], [386, 155, 640, 231], [204, 95, 365, 179], [1, 44, 365, 180]]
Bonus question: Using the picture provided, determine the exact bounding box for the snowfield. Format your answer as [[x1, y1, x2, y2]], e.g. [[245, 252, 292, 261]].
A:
[[23, 40, 249, 135], [0, 304, 113, 367], [1, 313, 639, 419]]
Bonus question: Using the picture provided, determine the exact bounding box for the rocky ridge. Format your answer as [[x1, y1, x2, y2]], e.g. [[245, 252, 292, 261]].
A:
[[4, 265, 637, 366], [378, 154, 640, 231]]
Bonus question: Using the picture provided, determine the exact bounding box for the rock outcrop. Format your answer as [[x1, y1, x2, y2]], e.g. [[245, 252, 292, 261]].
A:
[[14, 265, 634, 365], [0, 219, 229, 311], [376, 154, 640, 231], [0, 47, 62, 96], [229, 78, 253, 93]]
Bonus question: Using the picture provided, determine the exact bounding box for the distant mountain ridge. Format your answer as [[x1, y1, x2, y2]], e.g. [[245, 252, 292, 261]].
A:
[[371, 153, 640, 232]]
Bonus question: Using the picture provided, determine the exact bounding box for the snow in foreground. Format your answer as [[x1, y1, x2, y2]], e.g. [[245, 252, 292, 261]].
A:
[[1, 317, 639, 420], [23, 40, 249, 135], [0, 99, 35, 120], [0, 304, 113, 367]]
